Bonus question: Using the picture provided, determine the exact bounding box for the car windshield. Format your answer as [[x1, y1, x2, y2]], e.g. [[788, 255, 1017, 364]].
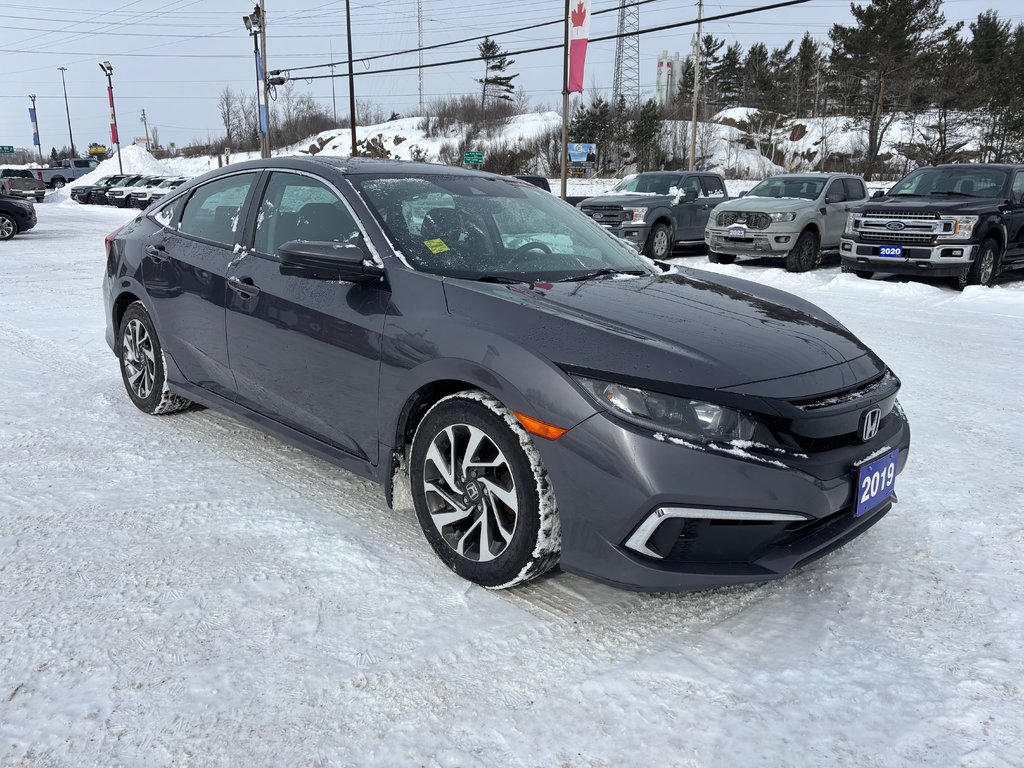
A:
[[158, 179, 181, 188], [610, 174, 679, 195], [351, 174, 652, 282], [746, 177, 826, 200], [888, 167, 1008, 198]]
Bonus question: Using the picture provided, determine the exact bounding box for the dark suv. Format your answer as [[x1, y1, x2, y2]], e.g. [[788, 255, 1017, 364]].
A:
[[103, 157, 910, 592]]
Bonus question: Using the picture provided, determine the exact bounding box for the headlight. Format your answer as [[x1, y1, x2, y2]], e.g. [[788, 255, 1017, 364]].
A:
[[622, 206, 648, 222], [575, 376, 757, 443], [845, 213, 856, 234], [768, 212, 796, 223], [941, 215, 978, 240]]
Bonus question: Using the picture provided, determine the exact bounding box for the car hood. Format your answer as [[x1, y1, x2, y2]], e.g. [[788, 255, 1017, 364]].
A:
[[717, 196, 812, 213], [862, 195, 1004, 214], [579, 193, 677, 208], [443, 269, 882, 396]]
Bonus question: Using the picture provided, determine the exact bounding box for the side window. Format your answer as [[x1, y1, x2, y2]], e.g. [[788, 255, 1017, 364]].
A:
[[178, 173, 256, 248], [679, 176, 703, 197], [153, 194, 186, 229], [254, 172, 361, 257], [701, 176, 726, 198], [825, 179, 847, 203], [1011, 172, 1024, 205], [844, 178, 867, 200]]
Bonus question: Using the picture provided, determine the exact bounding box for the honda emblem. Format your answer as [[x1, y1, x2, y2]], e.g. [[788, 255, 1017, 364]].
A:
[[860, 407, 882, 441]]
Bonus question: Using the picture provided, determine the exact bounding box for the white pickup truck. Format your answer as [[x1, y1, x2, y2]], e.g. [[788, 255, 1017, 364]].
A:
[[34, 158, 98, 189]]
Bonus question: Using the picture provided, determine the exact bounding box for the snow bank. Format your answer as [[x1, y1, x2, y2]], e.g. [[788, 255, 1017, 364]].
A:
[[51, 145, 175, 204]]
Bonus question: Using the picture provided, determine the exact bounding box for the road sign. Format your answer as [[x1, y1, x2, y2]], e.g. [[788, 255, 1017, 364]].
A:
[[463, 151, 483, 166], [0, 146, 14, 153]]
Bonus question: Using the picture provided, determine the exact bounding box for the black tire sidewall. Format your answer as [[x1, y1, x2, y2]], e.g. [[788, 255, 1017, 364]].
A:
[[644, 223, 671, 259], [708, 251, 735, 264], [410, 397, 544, 588], [967, 239, 1000, 287], [117, 302, 171, 414], [786, 231, 818, 272]]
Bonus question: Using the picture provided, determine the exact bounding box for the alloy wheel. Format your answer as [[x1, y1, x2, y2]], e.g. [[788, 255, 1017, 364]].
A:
[[422, 423, 519, 563], [0, 216, 14, 240], [121, 318, 157, 400], [979, 249, 994, 284], [653, 228, 669, 258]]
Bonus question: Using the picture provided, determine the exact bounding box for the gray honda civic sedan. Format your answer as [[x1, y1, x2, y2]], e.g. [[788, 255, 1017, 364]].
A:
[[103, 157, 910, 592]]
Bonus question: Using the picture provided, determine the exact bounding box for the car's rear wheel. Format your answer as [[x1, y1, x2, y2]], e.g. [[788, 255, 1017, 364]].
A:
[[117, 302, 191, 415], [0, 213, 17, 241], [785, 230, 820, 272], [643, 222, 672, 259], [52, 179, 66, 189], [707, 251, 736, 264], [410, 393, 560, 589]]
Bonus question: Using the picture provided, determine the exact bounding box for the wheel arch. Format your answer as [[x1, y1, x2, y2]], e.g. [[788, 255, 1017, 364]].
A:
[[111, 291, 144, 355], [980, 226, 1004, 252], [801, 221, 821, 239]]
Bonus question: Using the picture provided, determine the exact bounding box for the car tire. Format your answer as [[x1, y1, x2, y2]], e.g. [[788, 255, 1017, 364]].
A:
[[0, 213, 17, 240], [52, 179, 66, 189], [707, 251, 736, 265], [959, 238, 1001, 290], [117, 302, 192, 415], [785, 230, 820, 272], [409, 392, 561, 589], [643, 222, 672, 259], [35, 194, 44, 203]]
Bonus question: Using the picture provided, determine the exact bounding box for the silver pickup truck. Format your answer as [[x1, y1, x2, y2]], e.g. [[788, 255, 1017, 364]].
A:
[[705, 173, 868, 272], [0, 169, 45, 203], [35, 158, 98, 189]]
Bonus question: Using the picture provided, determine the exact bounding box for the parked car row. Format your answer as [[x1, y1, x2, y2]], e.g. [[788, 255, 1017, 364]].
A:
[[72, 174, 189, 208], [577, 164, 1024, 288]]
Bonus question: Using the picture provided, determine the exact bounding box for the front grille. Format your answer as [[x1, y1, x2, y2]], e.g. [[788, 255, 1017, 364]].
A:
[[717, 211, 771, 230], [864, 211, 939, 220], [581, 205, 627, 225], [860, 231, 936, 244]]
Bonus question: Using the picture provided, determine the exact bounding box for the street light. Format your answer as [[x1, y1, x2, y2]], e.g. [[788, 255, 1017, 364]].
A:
[[243, 5, 270, 158], [99, 61, 123, 174], [58, 67, 76, 157], [28, 94, 42, 165]]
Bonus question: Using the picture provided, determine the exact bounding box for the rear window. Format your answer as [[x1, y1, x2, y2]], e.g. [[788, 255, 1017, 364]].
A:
[[1, 170, 33, 179]]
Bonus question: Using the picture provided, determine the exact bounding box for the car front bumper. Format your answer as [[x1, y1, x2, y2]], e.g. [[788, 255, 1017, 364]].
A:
[[840, 238, 976, 276], [10, 204, 37, 232], [538, 407, 910, 592], [705, 226, 799, 256]]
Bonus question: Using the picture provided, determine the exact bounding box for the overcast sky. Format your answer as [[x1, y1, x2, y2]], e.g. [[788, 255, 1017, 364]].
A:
[[1, 0, 1020, 155]]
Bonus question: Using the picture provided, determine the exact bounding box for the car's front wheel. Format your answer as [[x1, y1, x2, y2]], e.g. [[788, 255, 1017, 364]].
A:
[[0, 213, 17, 241], [959, 238, 1001, 290], [785, 230, 820, 272], [117, 302, 192, 415], [707, 251, 736, 264], [410, 393, 560, 589], [643, 222, 672, 259]]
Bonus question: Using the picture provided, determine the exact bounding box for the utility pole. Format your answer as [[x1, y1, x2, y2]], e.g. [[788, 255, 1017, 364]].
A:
[[329, 40, 338, 124], [58, 67, 76, 156], [259, 0, 271, 156], [141, 109, 151, 151], [243, 6, 269, 158], [345, 0, 357, 157], [560, 0, 570, 200], [28, 94, 43, 165], [417, 0, 424, 115], [688, 0, 704, 171]]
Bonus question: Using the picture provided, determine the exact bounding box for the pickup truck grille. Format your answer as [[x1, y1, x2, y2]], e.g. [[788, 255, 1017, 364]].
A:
[[863, 211, 939, 220], [580, 205, 628, 225], [716, 211, 771, 230], [860, 231, 935, 244]]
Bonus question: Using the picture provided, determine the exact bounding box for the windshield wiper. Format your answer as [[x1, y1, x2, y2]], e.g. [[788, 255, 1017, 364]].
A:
[[929, 191, 974, 197], [471, 275, 530, 284], [557, 268, 647, 283]]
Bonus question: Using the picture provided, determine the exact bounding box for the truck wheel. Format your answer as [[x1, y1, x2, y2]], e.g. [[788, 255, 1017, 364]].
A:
[[0, 213, 17, 240], [643, 222, 672, 259], [959, 238, 1001, 289], [35, 193, 44, 203], [707, 251, 736, 265], [52, 178, 66, 189], [785, 230, 820, 272]]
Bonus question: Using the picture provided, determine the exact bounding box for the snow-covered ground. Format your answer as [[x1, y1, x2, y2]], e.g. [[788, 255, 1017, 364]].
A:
[[2, 202, 1023, 767]]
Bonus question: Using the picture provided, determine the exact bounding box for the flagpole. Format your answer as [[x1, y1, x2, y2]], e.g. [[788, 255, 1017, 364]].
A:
[[560, 0, 570, 200]]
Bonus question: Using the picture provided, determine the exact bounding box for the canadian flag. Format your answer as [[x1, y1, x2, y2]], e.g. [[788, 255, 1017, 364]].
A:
[[568, 0, 590, 93]]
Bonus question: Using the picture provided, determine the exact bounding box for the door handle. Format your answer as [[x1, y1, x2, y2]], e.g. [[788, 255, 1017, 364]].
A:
[[145, 244, 168, 263], [227, 276, 261, 297]]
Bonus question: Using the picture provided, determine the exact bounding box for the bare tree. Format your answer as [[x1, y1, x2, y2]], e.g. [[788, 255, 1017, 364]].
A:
[[218, 86, 241, 151]]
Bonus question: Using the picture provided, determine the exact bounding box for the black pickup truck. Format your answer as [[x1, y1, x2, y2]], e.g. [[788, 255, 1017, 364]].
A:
[[840, 163, 1024, 288]]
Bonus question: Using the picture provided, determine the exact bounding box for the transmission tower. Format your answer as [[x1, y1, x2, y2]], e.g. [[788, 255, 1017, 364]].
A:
[[612, 2, 640, 106]]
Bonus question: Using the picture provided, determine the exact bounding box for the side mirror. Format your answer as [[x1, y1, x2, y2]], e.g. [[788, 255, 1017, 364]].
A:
[[738, 190, 747, 198], [278, 241, 384, 284], [825, 194, 844, 205], [872, 190, 886, 198]]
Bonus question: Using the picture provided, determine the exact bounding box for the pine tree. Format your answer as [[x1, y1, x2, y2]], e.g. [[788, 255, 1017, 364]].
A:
[[716, 43, 744, 110], [630, 99, 664, 171], [477, 37, 519, 119], [742, 43, 771, 110]]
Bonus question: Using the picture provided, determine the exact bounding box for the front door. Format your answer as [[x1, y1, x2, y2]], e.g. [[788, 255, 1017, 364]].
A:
[[822, 179, 850, 247], [224, 170, 389, 463], [142, 172, 259, 399]]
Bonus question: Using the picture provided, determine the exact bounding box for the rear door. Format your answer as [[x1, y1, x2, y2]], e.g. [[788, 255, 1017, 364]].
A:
[[224, 170, 389, 463], [672, 174, 704, 241], [1005, 170, 1024, 264], [142, 171, 260, 399]]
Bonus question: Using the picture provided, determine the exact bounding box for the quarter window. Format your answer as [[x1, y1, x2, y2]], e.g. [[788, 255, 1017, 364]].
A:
[[153, 194, 185, 229], [177, 173, 256, 248], [254, 172, 361, 257]]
